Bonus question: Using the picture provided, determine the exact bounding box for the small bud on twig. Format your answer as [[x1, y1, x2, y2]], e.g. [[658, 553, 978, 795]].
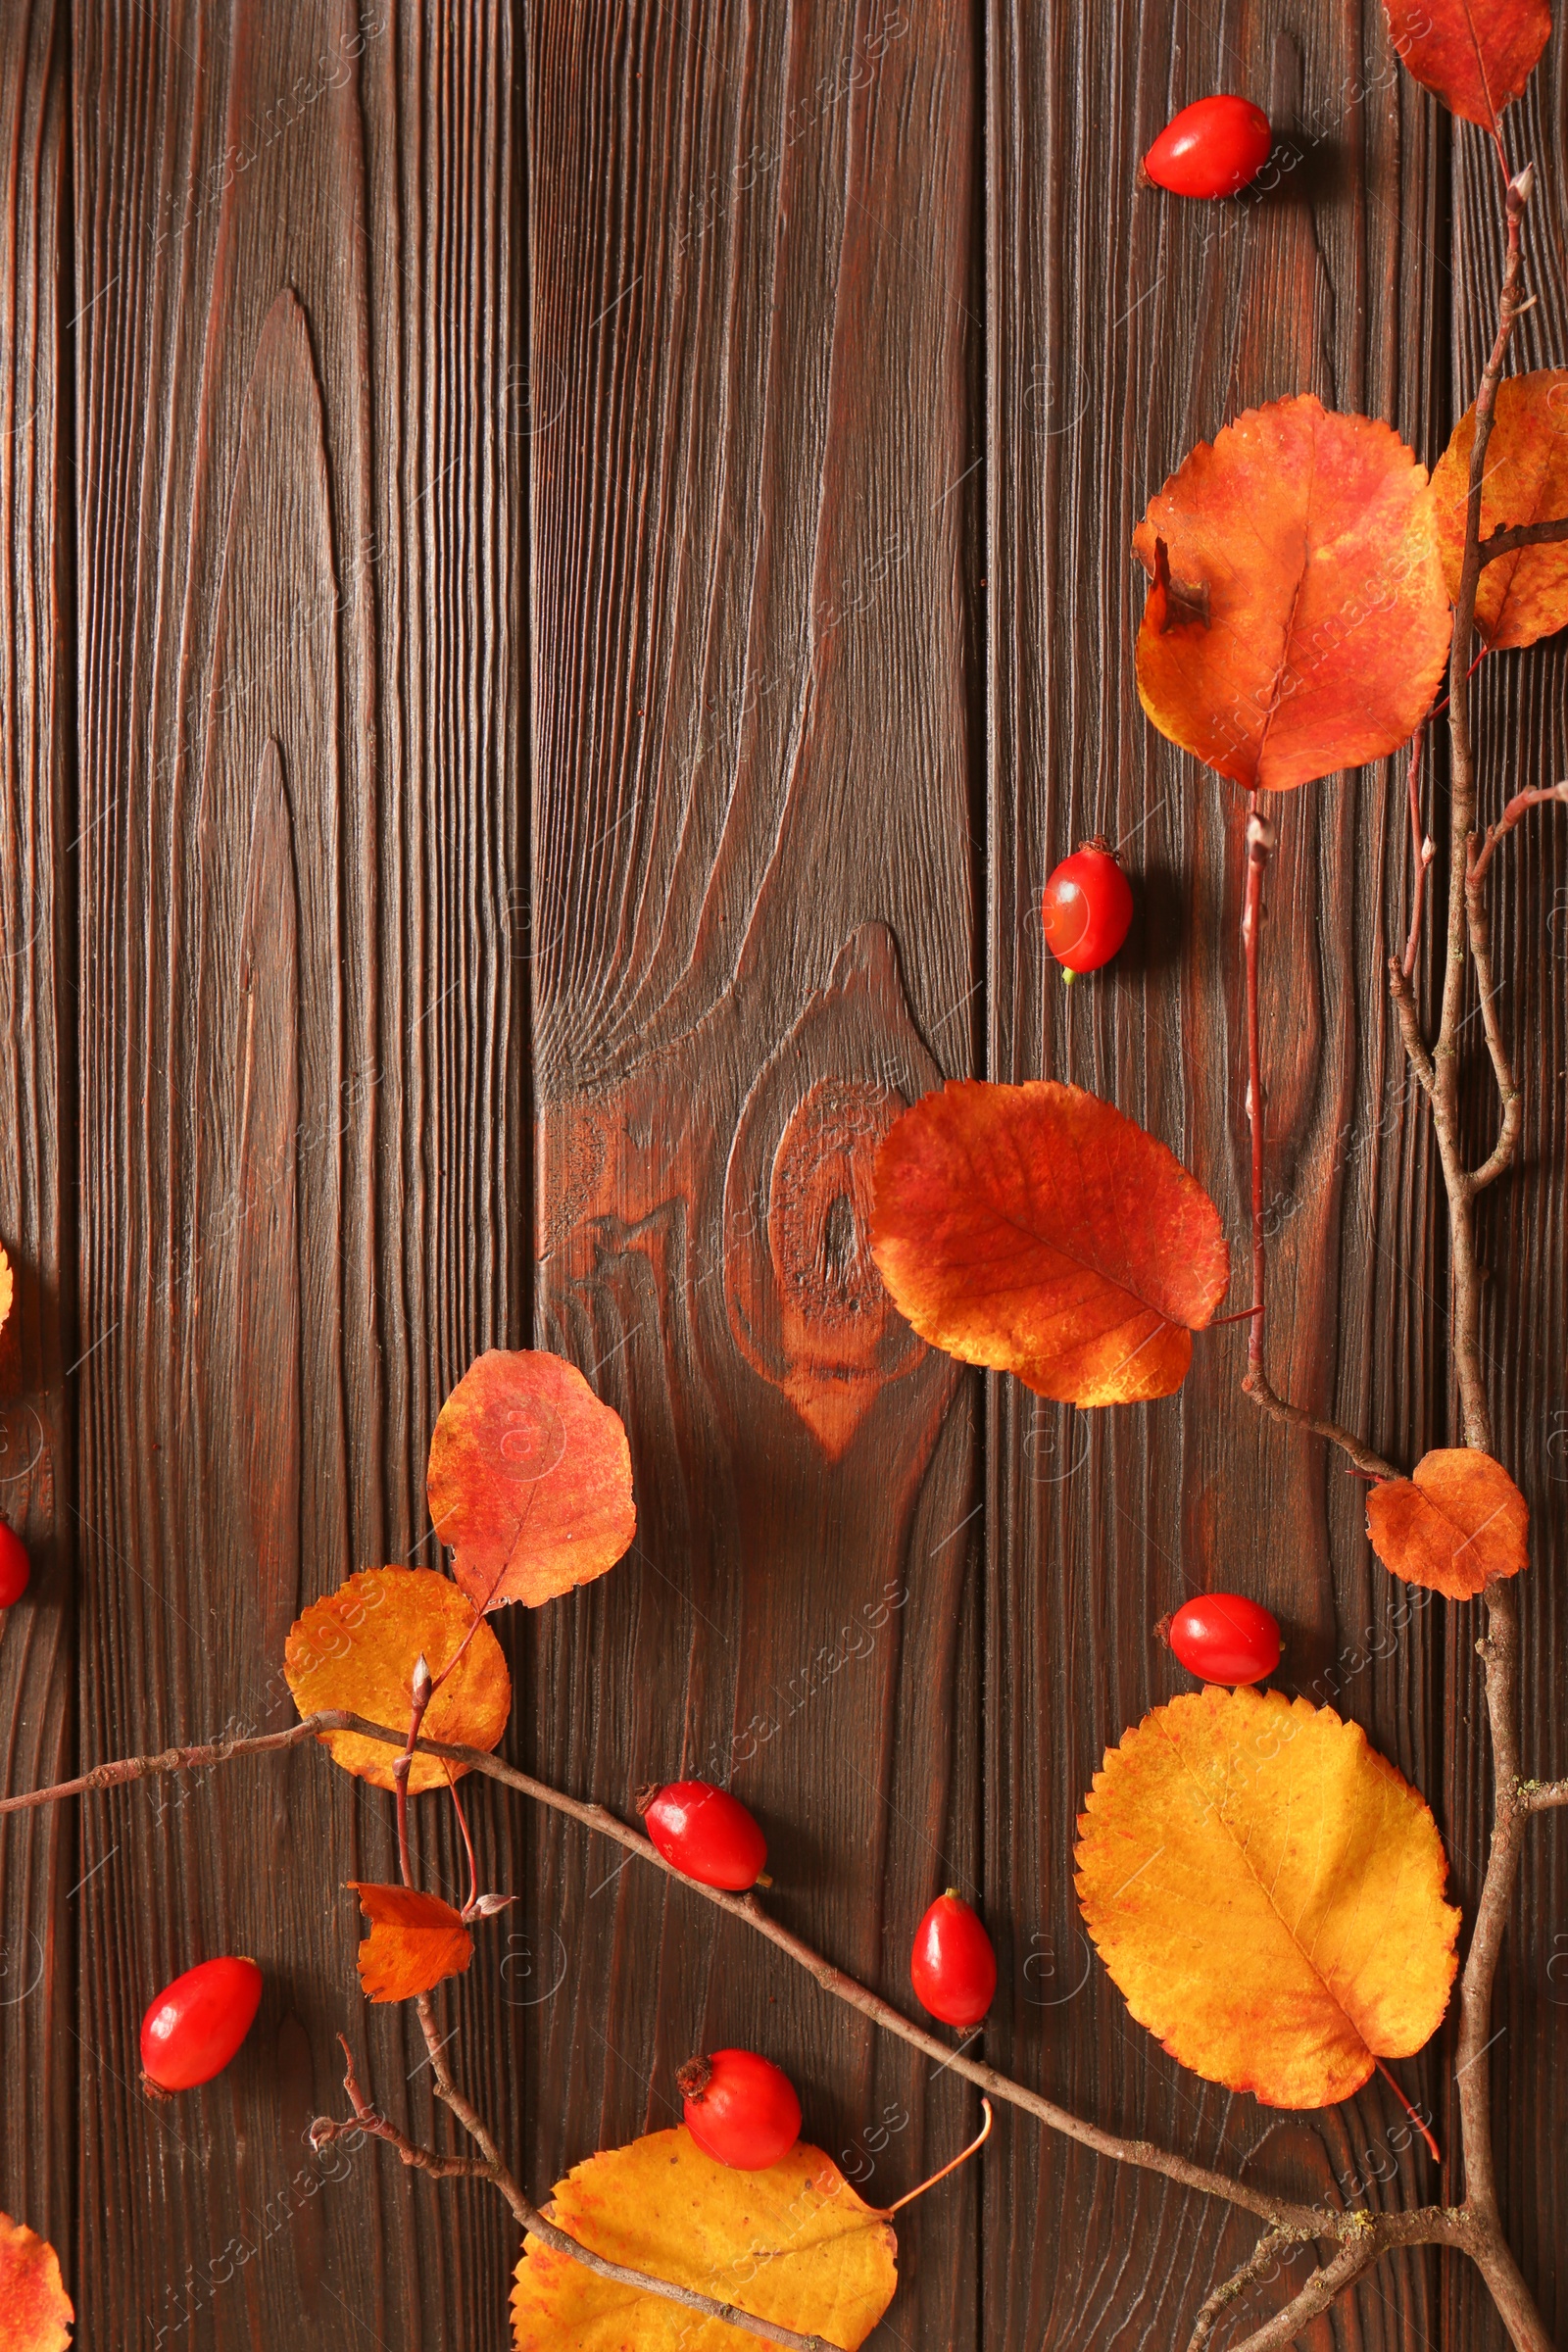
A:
[[1246, 812, 1275, 856], [467, 1891, 516, 1920], [1509, 161, 1536, 208], [411, 1653, 433, 1707]]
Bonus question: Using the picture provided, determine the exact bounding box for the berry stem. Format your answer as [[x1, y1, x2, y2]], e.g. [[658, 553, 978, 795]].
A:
[[1375, 2058, 1442, 2164], [886, 2098, 993, 2212]]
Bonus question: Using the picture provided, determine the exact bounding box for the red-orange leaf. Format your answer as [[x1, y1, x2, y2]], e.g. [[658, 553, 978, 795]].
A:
[[0, 2211, 73, 2352], [347, 1883, 473, 2002], [426, 1349, 636, 1610], [1432, 370, 1568, 649], [870, 1080, 1229, 1406], [284, 1566, 512, 1793], [1384, 0, 1550, 130], [0, 1240, 13, 1339], [1133, 396, 1451, 792], [1366, 1447, 1529, 1597]]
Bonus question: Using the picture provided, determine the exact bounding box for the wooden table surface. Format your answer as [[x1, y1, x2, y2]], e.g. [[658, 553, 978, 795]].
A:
[[0, 4, 1564, 2346]]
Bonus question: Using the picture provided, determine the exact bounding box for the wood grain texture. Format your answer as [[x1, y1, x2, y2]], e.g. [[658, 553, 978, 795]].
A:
[[527, 4, 983, 2345], [69, 4, 521, 2344], [0, 0, 70, 2288], [0, 1, 1561, 2345], [988, 5, 1564, 2348]]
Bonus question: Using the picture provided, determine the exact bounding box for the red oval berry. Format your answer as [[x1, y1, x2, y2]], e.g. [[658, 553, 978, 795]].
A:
[[140, 1956, 264, 2092], [0, 1522, 29, 1608], [910, 1890, 997, 2030], [677, 2048, 802, 2171], [1142, 97, 1272, 200], [1164, 1592, 1282, 1686], [1041, 839, 1134, 976], [639, 1780, 767, 1891]]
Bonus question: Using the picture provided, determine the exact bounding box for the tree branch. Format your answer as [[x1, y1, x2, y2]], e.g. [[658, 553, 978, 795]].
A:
[[1468, 780, 1568, 891], [0, 1705, 1336, 2237], [1218, 2235, 1383, 2352]]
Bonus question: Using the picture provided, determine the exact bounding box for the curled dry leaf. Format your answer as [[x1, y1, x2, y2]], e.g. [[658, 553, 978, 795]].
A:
[[0, 2211, 74, 2352], [1133, 395, 1452, 792], [1383, 0, 1550, 130], [347, 1883, 473, 2003], [869, 1080, 1229, 1406], [284, 1566, 511, 1793], [511, 2128, 897, 2351], [1075, 1686, 1459, 2108], [426, 1348, 635, 1610], [1432, 369, 1568, 649], [1366, 1447, 1529, 1598]]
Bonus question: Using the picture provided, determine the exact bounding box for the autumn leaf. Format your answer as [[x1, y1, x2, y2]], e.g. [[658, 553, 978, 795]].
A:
[[0, 2212, 73, 2352], [1383, 0, 1550, 130], [511, 2129, 897, 2351], [284, 1566, 511, 1793], [0, 1241, 13, 1339], [1133, 395, 1452, 792], [1075, 1687, 1459, 2108], [1432, 370, 1568, 648], [426, 1349, 636, 1610], [1366, 1447, 1528, 1598], [869, 1080, 1229, 1406], [347, 1883, 473, 2002]]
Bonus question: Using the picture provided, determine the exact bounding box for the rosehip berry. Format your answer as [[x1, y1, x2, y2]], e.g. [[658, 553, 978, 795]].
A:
[[910, 1890, 997, 2030], [140, 1956, 264, 2092], [638, 1780, 767, 1891], [676, 2048, 801, 2171], [1042, 838, 1135, 978], [1142, 96, 1273, 200], [0, 1522, 29, 1607], [1162, 1592, 1282, 1686]]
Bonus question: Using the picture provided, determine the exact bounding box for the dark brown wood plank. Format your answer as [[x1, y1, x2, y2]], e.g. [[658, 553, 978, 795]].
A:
[[983, 3, 1564, 2346], [0, 0, 71, 2285], [527, 4, 984, 2343], [72, 5, 522, 2343]]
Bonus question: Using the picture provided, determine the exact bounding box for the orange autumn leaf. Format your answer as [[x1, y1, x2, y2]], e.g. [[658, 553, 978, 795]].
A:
[[1384, 0, 1550, 129], [426, 1349, 635, 1610], [511, 2128, 897, 2351], [284, 1566, 511, 1793], [1076, 1687, 1459, 2108], [0, 2212, 73, 2352], [1366, 1447, 1529, 1598], [347, 1883, 473, 2002], [0, 1241, 12, 1337], [1133, 396, 1451, 792], [869, 1080, 1229, 1406], [1432, 370, 1568, 648]]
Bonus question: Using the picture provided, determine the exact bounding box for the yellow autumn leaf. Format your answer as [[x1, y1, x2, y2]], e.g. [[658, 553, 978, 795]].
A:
[[284, 1566, 511, 1793], [1075, 1686, 1459, 2108], [511, 2128, 897, 2351], [0, 2210, 73, 2352]]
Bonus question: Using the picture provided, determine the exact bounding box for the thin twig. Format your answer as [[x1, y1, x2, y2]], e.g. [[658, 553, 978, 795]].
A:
[[1468, 780, 1568, 890], [1183, 2229, 1289, 2352], [1401, 720, 1436, 982]]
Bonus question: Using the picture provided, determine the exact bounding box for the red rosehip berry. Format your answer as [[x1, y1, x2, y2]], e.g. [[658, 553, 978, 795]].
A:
[[910, 1890, 997, 2030], [140, 1956, 264, 2092], [677, 2048, 802, 2172], [0, 1521, 29, 1607], [1161, 1592, 1282, 1687], [1142, 96, 1273, 200], [1041, 838, 1134, 978], [638, 1780, 767, 1891]]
